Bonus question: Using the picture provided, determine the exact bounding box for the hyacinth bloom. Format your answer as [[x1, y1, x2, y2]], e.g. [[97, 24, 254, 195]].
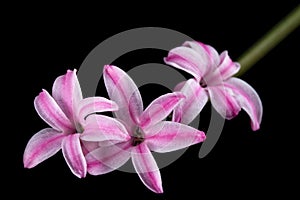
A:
[[81, 65, 206, 193], [164, 41, 263, 130], [23, 69, 123, 178]]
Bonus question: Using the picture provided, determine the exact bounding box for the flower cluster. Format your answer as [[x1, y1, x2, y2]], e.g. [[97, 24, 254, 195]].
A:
[[23, 41, 262, 193]]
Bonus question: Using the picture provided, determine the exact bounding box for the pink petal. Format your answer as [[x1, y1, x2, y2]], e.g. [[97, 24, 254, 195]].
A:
[[23, 128, 65, 168], [183, 41, 220, 74], [173, 79, 208, 124], [103, 65, 143, 130], [208, 85, 241, 119], [34, 90, 74, 132], [139, 92, 185, 129], [77, 97, 118, 123], [225, 78, 263, 130], [131, 143, 163, 193], [218, 51, 240, 80], [62, 133, 87, 178], [81, 140, 99, 156], [81, 115, 130, 142], [164, 46, 203, 82], [52, 69, 83, 125], [173, 80, 187, 92], [97, 140, 127, 147], [146, 121, 206, 152], [86, 142, 131, 175]]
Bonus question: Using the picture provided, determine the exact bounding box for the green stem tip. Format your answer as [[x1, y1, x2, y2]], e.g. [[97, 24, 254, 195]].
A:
[[236, 4, 300, 76]]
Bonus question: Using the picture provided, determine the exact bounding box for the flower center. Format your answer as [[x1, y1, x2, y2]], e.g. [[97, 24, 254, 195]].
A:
[[131, 127, 145, 146], [76, 123, 84, 133], [200, 78, 207, 88]]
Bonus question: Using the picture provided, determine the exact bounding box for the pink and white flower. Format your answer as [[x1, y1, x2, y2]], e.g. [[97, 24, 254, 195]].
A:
[[23, 69, 123, 178], [164, 41, 263, 130], [82, 65, 206, 193]]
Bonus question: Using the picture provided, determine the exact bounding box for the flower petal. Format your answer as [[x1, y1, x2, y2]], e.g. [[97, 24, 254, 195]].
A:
[[34, 90, 74, 132], [81, 115, 130, 142], [103, 65, 143, 130], [23, 128, 65, 168], [208, 85, 241, 119], [146, 121, 206, 153], [173, 79, 208, 124], [224, 77, 263, 130], [131, 143, 163, 193], [218, 51, 240, 80], [139, 92, 185, 129], [183, 41, 220, 73], [81, 140, 99, 156], [164, 46, 203, 82], [86, 142, 131, 175], [173, 80, 187, 92], [52, 69, 83, 125], [62, 133, 87, 178], [77, 97, 118, 123]]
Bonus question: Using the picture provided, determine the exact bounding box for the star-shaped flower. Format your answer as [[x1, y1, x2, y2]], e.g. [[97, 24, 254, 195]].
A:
[[82, 65, 206, 193], [164, 41, 263, 130], [23, 69, 124, 178]]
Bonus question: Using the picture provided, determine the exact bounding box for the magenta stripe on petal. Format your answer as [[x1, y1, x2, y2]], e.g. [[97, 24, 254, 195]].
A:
[[140, 92, 185, 129], [81, 115, 130, 142], [23, 128, 65, 168], [218, 51, 240, 80], [146, 121, 206, 153], [62, 134, 87, 178], [224, 78, 263, 130], [86, 142, 131, 175], [173, 79, 208, 124], [183, 41, 220, 73], [52, 69, 83, 124], [34, 90, 74, 132], [103, 65, 143, 129], [198, 42, 212, 57], [77, 97, 118, 123], [164, 52, 201, 82], [195, 41, 220, 69], [208, 85, 241, 119], [132, 143, 163, 193]]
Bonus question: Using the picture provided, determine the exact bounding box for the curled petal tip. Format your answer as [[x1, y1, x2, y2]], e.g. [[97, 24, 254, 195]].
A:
[[23, 154, 36, 169], [66, 69, 77, 75], [23, 161, 32, 169], [36, 90, 49, 101], [155, 186, 164, 194], [196, 131, 206, 142], [104, 64, 115, 71], [40, 89, 47, 94], [251, 123, 260, 131], [72, 169, 87, 178], [234, 62, 241, 70], [76, 172, 87, 179], [103, 65, 118, 76], [163, 57, 170, 62]]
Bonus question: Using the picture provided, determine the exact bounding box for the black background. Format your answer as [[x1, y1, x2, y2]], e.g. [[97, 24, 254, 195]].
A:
[[8, 1, 299, 199]]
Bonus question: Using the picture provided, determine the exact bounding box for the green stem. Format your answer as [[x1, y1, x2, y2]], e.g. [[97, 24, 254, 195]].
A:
[[236, 4, 300, 76]]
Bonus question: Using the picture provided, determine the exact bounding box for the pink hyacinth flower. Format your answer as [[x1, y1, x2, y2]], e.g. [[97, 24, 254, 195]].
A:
[[164, 41, 263, 131], [23, 69, 126, 178], [82, 65, 206, 193]]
